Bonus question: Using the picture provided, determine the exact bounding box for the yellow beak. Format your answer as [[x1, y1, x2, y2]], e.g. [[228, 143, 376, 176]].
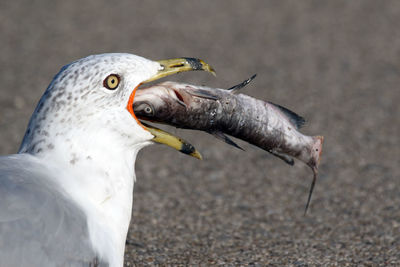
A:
[[141, 123, 202, 160], [144, 57, 215, 83]]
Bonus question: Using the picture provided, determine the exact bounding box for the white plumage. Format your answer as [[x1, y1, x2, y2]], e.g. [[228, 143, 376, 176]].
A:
[[1, 53, 169, 266]]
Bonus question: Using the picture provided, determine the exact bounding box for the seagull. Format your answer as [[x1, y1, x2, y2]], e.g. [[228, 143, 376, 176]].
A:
[[0, 53, 214, 266]]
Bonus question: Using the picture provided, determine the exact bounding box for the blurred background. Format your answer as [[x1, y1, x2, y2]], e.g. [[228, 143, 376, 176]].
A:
[[0, 0, 399, 265]]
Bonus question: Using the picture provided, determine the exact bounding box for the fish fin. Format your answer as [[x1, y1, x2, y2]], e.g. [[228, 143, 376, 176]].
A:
[[209, 131, 244, 151], [228, 74, 257, 93], [268, 150, 294, 165], [311, 136, 324, 168], [268, 102, 306, 129], [187, 89, 220, 100], [304, 167, 317, 215], [175, 97, 187, 108]]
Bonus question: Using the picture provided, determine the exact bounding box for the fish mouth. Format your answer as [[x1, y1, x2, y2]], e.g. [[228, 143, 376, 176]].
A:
[[133, 58, 215, 159]]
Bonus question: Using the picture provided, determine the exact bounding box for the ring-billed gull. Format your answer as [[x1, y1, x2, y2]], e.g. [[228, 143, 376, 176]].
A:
[[0, 53, 214, 266]]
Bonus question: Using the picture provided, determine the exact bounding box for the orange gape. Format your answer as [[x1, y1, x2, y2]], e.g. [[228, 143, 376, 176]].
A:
[[126, 83, 146, 130]]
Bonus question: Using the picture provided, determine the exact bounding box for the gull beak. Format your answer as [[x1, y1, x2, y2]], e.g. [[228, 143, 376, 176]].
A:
[[141, 122, 202, 160], [143, 57, 216, 83], [139, 57, 215, 159]]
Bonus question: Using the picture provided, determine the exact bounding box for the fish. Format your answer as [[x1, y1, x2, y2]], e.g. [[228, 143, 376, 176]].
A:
[[133, 77, 324, 213]]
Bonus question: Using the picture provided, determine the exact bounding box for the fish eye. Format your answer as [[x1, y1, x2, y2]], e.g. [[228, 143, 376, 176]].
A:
[[144, 106, 153, 114], [103, 74, 120, 90], [133, 102, 155, 117]]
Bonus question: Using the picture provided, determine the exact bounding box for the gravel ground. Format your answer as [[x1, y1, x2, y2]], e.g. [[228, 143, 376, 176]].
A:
[[1, 1, 399, 266]]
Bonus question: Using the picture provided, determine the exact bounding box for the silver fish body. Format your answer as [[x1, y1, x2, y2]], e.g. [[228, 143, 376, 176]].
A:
[[134, 81, 323, 169], [133, 81, 323, 212]]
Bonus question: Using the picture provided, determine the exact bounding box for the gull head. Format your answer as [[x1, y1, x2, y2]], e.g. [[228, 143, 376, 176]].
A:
[[18, 53, 214, 158]]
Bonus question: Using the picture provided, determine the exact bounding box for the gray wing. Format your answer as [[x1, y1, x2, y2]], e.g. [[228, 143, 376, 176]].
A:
[[0, 154, 107, 267]]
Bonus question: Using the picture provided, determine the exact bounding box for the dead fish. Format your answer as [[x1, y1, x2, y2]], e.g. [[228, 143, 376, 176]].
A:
[[133, 78, 324, 213]]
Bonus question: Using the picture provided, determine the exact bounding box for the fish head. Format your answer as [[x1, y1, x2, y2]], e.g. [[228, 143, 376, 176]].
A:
[[133, 82, 197, 124]]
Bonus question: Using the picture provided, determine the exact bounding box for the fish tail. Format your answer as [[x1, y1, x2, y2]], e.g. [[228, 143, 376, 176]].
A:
[[304, 135, 324, 214], [311, 135, 324, 168]]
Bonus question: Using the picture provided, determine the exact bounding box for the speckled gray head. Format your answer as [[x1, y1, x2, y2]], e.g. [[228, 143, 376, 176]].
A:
[[19, 53, 159, 155], [18, 53, 214, 157]]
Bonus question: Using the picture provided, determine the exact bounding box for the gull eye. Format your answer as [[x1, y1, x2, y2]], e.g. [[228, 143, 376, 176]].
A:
[[103, 74, 120, 90]]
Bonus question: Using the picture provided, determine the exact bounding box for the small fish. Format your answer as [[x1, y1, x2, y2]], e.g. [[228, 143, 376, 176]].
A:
[[133, 79, 324, 213]]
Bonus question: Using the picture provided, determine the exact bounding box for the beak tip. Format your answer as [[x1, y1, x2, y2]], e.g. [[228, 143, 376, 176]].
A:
[[192, 151, 203, 160], [210, 68, 217, 77]]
